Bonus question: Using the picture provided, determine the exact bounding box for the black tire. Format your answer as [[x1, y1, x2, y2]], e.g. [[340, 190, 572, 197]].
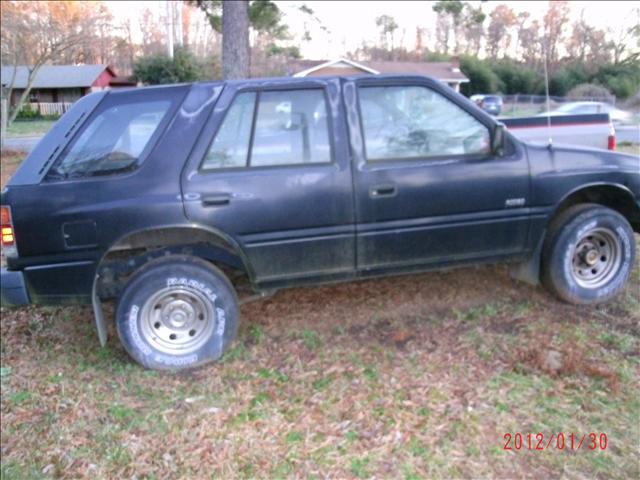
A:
[[541, 203, 635, 305], [116, 255, 239, 370]]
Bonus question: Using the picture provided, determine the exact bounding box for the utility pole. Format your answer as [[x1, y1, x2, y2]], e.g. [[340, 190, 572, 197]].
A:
[[175, 2, 183, 47], [166, 1, 174, 58]]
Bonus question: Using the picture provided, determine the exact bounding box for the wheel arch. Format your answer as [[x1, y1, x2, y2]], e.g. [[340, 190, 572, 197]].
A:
[[511, 182, 639, 287], [549, 182, 639, 232], [91, 224, 254, 346]]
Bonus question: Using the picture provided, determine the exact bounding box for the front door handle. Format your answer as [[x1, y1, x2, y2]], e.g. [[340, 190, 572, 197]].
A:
[[201, 194, 231, 206], [369, 184, 397, 198]]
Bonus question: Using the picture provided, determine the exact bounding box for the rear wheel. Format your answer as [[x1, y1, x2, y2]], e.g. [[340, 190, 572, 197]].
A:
[[116, 255, 238, 370], [541, 204, 635, 304]]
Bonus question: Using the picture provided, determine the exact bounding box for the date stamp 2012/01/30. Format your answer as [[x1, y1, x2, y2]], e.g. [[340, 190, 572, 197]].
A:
[[503, 433, 608, 451]]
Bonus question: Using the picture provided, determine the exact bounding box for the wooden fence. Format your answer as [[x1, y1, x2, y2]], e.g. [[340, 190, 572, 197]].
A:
[[26, 102, 74, 117]]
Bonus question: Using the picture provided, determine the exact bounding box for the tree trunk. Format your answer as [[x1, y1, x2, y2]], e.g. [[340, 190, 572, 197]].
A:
[[222, 0, 250, 80], [8, 65, 42, 125]]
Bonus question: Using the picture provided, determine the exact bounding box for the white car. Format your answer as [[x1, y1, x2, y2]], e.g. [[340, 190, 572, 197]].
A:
[[538, 101, 633, 126]]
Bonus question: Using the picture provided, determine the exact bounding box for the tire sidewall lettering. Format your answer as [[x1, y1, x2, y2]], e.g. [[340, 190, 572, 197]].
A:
[[166, 277, 218, 303], [117, 262, 237, 370], [560, 214, 632, 301], [128, 305, 152, 356]]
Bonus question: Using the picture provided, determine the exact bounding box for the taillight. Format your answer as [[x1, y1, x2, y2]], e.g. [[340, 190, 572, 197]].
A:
[[1, 206, 16, 254], [608, 123, 616, 151]]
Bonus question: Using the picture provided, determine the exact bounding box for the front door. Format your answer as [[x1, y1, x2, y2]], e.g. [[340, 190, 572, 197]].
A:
[[347, 78, 531, 272], [182, 79, 355, 284]]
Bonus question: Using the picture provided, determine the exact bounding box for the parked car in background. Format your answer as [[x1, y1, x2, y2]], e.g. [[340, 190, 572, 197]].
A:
[[2, 75, 639, 370], [537, 101, 633, 126], [471, 94, 503, 116]]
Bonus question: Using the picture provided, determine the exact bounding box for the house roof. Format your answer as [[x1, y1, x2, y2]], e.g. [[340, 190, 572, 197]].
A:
[[0, 65, 114, 89], [289, 58, 468, 83]]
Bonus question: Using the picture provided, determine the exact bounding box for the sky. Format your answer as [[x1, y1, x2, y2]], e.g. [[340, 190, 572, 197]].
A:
[[107, 1, 640, 59]]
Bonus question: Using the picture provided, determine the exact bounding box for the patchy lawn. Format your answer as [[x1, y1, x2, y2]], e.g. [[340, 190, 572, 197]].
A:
[[6, 119, 56, 137], [1, 241, 639, 478], [1, 143, 639, 478], [617, 142, 639, 156], [0, 149, 25, 188]]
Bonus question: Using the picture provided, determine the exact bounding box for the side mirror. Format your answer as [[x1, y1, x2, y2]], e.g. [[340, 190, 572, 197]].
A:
[[492, 123, 506, 156]]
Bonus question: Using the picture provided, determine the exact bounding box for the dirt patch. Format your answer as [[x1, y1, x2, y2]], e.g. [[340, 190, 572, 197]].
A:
[[512, 333, 621, 392], [1, 149, 25, 188]]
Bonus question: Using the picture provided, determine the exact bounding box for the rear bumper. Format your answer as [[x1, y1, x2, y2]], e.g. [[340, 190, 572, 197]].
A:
[[1, 268, 31, 306]]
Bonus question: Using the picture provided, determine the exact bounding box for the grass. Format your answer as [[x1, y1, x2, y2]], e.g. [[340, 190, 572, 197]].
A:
[[1, 239, 638, 478], [1, 133, 639, 478], [6, 119, 56, 137], [617, 142, 639, 155]]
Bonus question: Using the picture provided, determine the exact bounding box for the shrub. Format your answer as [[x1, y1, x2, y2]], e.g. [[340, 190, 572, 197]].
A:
[[567, 83, 613, 101], [592, 61, 640, 100], [16, 104, 40, 120], [459, 55, 503, 95], [133, 46, 208, 85], [548, 65, 589, 96], [493, 60, 541, 94], [622, 90, 640, 111]]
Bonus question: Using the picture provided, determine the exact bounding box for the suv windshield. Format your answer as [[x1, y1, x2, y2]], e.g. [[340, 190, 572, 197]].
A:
[[49, 100, 170, 179]]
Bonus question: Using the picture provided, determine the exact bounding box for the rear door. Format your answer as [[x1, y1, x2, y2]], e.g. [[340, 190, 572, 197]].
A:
[[181, 79, 355, 284], [346, 77, 531, 272]]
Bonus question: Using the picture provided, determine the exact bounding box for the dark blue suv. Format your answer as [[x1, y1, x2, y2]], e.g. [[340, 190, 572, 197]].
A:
[[2, 75, 639, 369]]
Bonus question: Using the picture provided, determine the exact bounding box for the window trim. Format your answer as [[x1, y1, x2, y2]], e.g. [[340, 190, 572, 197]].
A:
[[355, 82, 493, 164], [45, 90, 184, 182], [198, 85, 336, 173]]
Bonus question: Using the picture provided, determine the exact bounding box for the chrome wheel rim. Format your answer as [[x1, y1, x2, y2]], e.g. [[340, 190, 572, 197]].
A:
[[571, 227, 621, 289], [140, 287, 215, 355]]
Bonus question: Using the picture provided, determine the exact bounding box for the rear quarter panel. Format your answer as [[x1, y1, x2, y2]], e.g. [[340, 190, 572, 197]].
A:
[[3, 83, 222, 302]]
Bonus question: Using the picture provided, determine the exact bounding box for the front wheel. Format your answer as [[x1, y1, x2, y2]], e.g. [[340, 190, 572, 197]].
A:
[[116, 255, 239, 370], [541, 204, 635, 305]]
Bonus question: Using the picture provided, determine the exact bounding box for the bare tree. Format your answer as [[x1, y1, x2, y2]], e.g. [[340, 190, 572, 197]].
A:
[[543, 0, 570, 67], [375, 15, 398, 55], [486, 4, 517, 59], [605, 14, 640, 65], [432, 0, 464, 55], [462, 3, 486, 56], [139, 8, 165, 57], [1, 1, 104, 124], [518, 18, 543, 67]]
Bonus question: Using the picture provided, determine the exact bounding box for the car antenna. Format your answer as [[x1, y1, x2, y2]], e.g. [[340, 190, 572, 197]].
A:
[[543, 36, 553, 149]]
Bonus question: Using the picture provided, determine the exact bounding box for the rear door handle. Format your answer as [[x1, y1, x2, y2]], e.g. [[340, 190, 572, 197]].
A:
[[201, 194, 231, 206], [369, 184, 397, 198]]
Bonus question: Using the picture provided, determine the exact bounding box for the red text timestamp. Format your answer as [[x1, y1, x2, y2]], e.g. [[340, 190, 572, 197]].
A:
[[503, 432, 608, 451]]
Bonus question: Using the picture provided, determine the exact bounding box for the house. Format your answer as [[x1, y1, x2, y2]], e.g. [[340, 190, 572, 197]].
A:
[[0, 64, 136, 107], [287, 58, 469, 92]]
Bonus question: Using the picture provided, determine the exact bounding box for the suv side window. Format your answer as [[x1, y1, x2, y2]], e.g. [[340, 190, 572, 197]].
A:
[[50, 100, 171, 178], [358, 85, 490, 161], [201, 88, 331, 170], [251, 90, 331, 166], [202, 92, 256, 169]]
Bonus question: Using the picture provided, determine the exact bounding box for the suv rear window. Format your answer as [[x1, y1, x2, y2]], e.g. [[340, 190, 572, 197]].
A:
[[49, 100, 170, 178]]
